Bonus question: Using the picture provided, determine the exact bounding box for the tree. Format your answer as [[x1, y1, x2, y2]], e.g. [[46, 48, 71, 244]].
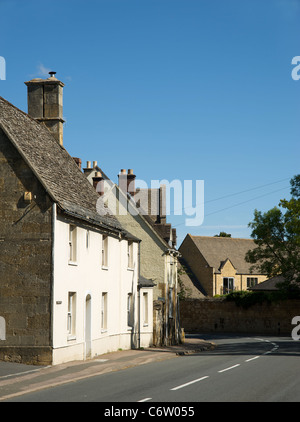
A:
[[245, 175, 300, 289], [214, 232, 231, 237]]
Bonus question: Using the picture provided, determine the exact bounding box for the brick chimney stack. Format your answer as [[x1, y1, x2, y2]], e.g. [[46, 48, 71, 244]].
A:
[[127, 169, 136, 197], [118, 169, 136, 197], [25, 71, 65, 145], [92, 171, 104, 196]]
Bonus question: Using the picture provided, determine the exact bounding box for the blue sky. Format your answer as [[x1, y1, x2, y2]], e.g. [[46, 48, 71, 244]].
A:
[[0, 0, 299, 245]]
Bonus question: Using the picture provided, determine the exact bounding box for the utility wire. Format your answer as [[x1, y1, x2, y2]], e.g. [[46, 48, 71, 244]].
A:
[[172, 185, 290, 228], [171, 177, 290, 215]]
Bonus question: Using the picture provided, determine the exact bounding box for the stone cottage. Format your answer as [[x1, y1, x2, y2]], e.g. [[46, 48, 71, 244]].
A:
[[0, 73, 153, 365], [179, 234, 267, 297], [84, 163, 181, 346]]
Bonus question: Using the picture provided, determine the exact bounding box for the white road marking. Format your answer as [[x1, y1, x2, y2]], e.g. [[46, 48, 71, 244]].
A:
[[171, 376, 209, 391], [0, 366, 51, 379], [245, 356, 260, 362], [138, 397, 152, 402], [218, 364, 240, 373]]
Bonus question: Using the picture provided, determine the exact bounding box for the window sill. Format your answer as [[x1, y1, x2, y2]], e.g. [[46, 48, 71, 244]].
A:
[[127, 326, 133, 331], [68, 261, 78, 266], [143, 323, 148, 327], [101, 265, 109, 271], [101, 329, 108, 334], [67, 335, 76, 341], [127, 267, 134, 271]]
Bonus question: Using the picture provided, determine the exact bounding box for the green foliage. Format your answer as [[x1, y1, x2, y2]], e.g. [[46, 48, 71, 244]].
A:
[[245, 175, 300, 287], [214, 232, 231, 237], [225, 289, 300, 309], [177, 263, 193, 300]]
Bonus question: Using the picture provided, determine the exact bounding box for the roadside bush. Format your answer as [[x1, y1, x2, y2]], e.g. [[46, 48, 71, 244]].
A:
[[225, 289, 300, 309]]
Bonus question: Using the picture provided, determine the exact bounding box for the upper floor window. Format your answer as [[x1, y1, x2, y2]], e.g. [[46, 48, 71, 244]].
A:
[[247, 277, 258, 288], [102, 235, 108, 268], [127, 241, 134, 269], [69, 225, 77, 263], [86, 230, 90, 249]]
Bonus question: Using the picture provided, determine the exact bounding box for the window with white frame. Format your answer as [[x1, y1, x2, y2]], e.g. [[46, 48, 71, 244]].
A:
[[69, 225, 77, 263], [223, 277, 234, 294], [127, 293, 133, 327], [102, 235, 108, 267], [143, 292, 148, 326], [101, 292, 108, 331], [67, 292, 76, 338], [127, 241, 134, 269]]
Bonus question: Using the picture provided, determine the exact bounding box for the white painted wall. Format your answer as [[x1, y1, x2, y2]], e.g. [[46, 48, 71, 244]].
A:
[[51, 206, 153, 365]]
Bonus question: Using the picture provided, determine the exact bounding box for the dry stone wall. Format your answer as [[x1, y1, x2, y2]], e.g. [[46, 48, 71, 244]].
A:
[[180, 298, 300, 336]]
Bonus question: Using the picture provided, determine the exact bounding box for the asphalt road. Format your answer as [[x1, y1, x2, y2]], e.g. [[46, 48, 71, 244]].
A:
[[3, 334, 300, 403]]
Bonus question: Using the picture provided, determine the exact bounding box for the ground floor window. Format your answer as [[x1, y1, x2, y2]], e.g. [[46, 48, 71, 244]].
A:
[[223, 277, 234, 294], [67, 292, 76, 338], [143, 292, 148, 326], [101, 292, 108, 331], [127, 293, 133, 327]]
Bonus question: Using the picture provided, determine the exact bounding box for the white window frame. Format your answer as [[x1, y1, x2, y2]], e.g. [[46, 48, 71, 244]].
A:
[[102, 235, 108, 269], [101, 292, 108, 332], [223, 277, 234, 294], [127, 241, 134, 269], [67, 292, 76, 339], [143, 292, 148, 326], [127, 293, 134, 328], [69, 225, 77, 264]]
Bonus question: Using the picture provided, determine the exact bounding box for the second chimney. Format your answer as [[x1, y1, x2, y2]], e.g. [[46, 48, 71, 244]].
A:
[[25, 71, 65, 145], [118, 169, 136, 197]]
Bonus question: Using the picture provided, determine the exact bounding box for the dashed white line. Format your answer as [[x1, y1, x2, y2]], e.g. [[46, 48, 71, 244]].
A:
[[171, 376, 209, 391], [218, 364, 240, 373], [245, 356, 260, 362], [139, 337, 279, 401]]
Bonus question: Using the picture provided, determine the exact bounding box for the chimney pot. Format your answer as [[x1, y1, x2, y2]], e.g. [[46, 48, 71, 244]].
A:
[[93, 161, 97, 168], [86, 161, 91, 169]]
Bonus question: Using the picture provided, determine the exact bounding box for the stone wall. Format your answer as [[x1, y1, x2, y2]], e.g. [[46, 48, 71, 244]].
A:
[[180, 298, 300, 335], [0, 129, 53, 364]]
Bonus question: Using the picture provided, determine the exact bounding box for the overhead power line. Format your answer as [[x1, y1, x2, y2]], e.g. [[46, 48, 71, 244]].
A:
[[172, 185, 290, 228]]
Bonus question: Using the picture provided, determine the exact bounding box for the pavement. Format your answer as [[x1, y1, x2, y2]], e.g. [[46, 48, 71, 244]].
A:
[[0, 337, 215, 401]]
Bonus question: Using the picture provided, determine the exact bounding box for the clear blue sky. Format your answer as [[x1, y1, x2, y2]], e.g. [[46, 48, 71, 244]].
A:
[[1, 0, 299, 245]]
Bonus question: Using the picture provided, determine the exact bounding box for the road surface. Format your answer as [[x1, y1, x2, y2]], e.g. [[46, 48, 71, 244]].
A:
[[3, 334, 300, 402]]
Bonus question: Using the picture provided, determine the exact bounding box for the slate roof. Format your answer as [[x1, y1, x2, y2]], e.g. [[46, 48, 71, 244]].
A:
[[0, 96, 128, 236], [187, 235, 262, 274]]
